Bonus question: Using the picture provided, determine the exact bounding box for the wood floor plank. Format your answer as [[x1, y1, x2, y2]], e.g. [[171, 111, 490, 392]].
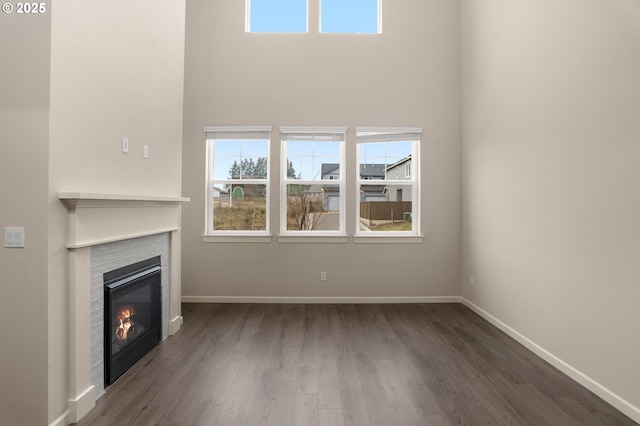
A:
[[319, 408, 345, 426], [265, 377, 296, 426], [73, 303, 638, 426], [374, 359, 424, 426], [340, 389, 370, 426], [318, 356, 342, 409], [292, 393, 319, 426]]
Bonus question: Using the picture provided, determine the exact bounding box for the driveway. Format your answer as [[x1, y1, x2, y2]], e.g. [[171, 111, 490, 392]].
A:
[[311, 211, 340, 230]]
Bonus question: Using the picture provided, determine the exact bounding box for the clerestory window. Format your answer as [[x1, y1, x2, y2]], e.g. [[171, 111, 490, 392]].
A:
[[246, 0, 307, 33], [246, 0, 380, 34], [320, 0, 380, 34]]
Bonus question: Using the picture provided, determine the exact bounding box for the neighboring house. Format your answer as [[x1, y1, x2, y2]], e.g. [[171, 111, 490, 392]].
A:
[[384, 156, 412, 202], [211, 186, 227, 198], [359, 163, 385, 180], [321, 163, 340, 180], [321, 163, 386, 207], [320, 163, 386, 182]]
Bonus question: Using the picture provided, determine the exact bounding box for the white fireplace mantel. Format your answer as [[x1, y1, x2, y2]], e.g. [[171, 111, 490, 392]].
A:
[[59, 192, 190, 248], [58, 192, 189, 423]]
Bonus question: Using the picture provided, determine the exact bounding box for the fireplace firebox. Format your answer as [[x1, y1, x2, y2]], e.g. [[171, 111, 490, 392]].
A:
[[104, 256, 162, 386]]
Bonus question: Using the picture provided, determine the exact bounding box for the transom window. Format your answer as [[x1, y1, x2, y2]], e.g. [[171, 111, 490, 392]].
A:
[[246, 0, 380, 34], [321, 0, 380, 34], [246, 0, 307, 33], [356, 128, 421, 235], [205, 126, 271, 234], [280, 127, 346, 234]]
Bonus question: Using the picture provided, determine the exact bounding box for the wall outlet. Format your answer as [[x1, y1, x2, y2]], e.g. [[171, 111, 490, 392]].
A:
[[320, 271, 327, 281], [122, 137, 129, 153], [469, 275, 475, 286], [143, 144, 149, 159]]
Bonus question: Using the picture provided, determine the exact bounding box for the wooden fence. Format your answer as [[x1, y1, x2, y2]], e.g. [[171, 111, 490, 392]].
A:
[[360, 201, 412, 221]]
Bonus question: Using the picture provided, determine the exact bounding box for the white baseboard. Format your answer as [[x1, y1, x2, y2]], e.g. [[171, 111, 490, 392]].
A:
[[182, 295, 461, 304], [68, 385, 95, 424], [169, 315, 183, 335], [461, 297, 640, 424], [49, 410, 69, 426]]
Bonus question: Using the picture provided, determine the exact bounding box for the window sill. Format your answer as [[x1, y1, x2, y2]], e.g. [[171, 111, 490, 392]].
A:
[[277, 235, 348, 244], [202, 234, 273, 243], [352, 235, 423, 244]]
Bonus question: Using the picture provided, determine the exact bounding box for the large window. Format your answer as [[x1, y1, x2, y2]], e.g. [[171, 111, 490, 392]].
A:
[[280, 127, 346, 235], [320, 0, 380, 34], [246, 0, 307, 33], [356, 128, 421, 235], [205, 126, 271, 235]]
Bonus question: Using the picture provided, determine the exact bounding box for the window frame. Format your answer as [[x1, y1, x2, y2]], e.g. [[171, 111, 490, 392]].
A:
[[354, 127, 422, 242], [279, 126, 347, 240], [204, 126, 272, 241]]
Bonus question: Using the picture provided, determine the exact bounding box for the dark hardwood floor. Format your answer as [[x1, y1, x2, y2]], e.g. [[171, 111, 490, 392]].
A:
[[75, 303, 637, 426]]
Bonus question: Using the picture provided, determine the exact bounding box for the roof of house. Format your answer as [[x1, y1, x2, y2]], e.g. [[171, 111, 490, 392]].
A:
[[321, 163, 386, 179], [360, 185, 386, 194], [359, 164, 385, 179], [321, 163, 340, 177], [385, 155, 411, 171]]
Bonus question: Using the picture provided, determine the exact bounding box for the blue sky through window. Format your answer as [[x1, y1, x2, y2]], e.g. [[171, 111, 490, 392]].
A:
[[247, 0, 379, 33], [359, 141, 412, 171], [249, 0, 307, 32], [287, 140, 341, 180], [211, 138, 412, 182], [212, 139, 269, 180], [321, 0, 379, 33]]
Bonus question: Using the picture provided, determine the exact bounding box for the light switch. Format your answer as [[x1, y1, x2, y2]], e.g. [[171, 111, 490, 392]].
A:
[[4, 227, 25, 248]]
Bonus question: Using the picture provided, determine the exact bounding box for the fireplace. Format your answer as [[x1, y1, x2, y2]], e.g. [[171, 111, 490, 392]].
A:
[[104, 256, 162, 385]]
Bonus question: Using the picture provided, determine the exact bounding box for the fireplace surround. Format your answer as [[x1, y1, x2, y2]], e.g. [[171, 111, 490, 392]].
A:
[[59, 192, 189, 423]]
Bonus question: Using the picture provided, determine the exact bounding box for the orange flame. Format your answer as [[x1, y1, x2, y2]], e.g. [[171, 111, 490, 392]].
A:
[[115, 306, 136, 341]]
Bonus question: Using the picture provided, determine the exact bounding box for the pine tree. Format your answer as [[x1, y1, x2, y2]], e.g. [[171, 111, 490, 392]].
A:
[[229, 161, 241, 179], [254, 157, 268, 178], [287, 160, 298, 179]]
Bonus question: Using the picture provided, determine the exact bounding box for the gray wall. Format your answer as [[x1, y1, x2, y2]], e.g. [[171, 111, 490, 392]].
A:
[[2, 1, 186, 424], [462, 0, 640, 416], [0, 4, 51, 425], [181, 0, 462, 299], [47, 1, 186, 422]]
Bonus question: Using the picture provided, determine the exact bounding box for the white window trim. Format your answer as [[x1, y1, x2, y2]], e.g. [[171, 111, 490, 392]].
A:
[[279, 126, 347, 237], [204, 126, 272, 239], [352, 235, 423, 244], [203, 234, 273, 243], [355, 127, 422, 238]]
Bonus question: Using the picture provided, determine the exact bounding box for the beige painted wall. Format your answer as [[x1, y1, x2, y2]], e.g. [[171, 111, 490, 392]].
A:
[[0, 5, 51, 425], [46, 0, 186, 423], [181, 0, 462, 299], [461, 0, 640, 418]]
